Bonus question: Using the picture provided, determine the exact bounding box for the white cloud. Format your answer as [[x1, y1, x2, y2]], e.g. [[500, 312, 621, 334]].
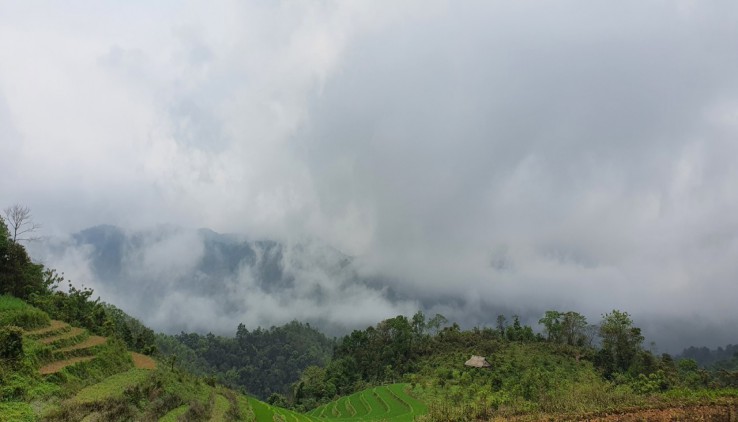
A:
[[4, 1, 738, 350]]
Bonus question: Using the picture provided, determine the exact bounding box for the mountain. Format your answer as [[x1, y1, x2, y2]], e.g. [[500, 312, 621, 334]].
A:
[[31, 225, 403, 336]]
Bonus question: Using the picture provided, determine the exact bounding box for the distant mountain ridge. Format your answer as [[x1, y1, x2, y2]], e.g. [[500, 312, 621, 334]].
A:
[[32, 224, 396, 336]]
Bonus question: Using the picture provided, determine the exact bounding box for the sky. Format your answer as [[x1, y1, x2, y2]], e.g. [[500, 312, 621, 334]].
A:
[[2, 1, 738, 351]]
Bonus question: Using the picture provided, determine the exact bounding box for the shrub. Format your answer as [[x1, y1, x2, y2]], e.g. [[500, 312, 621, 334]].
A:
[[0, 326, 24, 360]]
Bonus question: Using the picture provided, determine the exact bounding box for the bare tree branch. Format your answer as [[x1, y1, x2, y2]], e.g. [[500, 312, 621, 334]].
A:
[[3, 204, 42, 243]]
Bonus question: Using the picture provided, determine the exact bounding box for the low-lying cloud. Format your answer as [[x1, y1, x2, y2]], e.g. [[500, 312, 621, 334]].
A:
[[4, 1, 738, 352]]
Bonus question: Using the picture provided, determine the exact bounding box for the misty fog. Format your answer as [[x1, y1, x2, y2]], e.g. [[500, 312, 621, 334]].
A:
[[3, 1, 738, 353]]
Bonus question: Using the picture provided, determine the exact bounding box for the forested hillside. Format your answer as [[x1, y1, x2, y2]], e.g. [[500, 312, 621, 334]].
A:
[[3, 210, 738, 421], [679, 344, 738, 370], [287, 311, 738, 419], [156, 321, 334, 400]]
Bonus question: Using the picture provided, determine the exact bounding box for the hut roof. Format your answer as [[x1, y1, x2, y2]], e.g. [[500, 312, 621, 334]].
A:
[[464, 355, 491, 368]]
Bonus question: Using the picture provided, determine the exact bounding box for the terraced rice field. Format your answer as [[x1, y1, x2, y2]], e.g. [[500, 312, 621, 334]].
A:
[[25, 319, 69, 338], [24, 321, 101, 375], [55, 335, 107, 353], [73, 368, 152, 404], [39, 356, 96, 375], [8, 305, 428, 421], [39, 326, 86, 346], [245, 396, 322, 422], [307, 384, 427, 422]]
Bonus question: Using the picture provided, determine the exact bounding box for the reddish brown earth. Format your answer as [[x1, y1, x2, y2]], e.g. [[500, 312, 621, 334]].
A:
[[131, 352, 157, 370], [584, 404, 738, 421], [495, 401, 738, 422]]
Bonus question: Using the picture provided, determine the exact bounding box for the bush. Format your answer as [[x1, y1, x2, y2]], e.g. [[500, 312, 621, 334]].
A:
[[0, 326, 24, 360]]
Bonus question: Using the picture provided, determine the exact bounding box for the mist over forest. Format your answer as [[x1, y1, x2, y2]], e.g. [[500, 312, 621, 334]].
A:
[[3, 1, 738, 355], [28, 224, 736, 353]]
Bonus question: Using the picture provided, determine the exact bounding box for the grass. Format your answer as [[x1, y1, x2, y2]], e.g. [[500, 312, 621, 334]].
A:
[[72, 368, 151, 404], [0, 402, 35, 422], [0, 295, 33, 312], [0, 305, 50, 329], [309, 384, 427, 421], [0, 295, 51, 329], [209, 394, 230, 421], [158, 404, 188, 421], [246, 396, 318, 422]]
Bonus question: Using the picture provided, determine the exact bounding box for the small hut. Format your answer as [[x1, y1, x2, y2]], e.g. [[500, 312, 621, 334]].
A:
[[464, 355, 491, 368]]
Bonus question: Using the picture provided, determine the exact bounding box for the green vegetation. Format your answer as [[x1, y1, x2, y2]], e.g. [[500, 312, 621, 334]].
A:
[[289, 310, 738, 420], [0, 402, 35, 422], [245, 395, 318, 422], [0, 295, 50, 329], [310, 384, 427, 422], [72, 368, 151, 404], [680, 343, 738, 371], [2, 206, 738, 420], [157, 320, 333, 400], [158, 404, 188, 422]]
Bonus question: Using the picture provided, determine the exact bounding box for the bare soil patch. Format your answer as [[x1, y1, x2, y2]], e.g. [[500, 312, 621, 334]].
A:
[[586, 404, 738, 421], [131, 352, 156, 370]]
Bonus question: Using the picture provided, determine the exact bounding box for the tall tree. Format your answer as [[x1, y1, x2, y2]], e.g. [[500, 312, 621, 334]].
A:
[[561, 311, 589, 346], [597, 310, 644, 376], [3, 204, 41, 243], [539, 311, 563, 342]]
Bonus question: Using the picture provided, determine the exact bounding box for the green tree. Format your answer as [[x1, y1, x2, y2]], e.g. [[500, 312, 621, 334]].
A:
[[0, 218, 46, 299], [596, 310, 644, 377], [427, 313, 448, 335], [561, 311, 589, 346], [411, 310, 426, 336], [496, 314, 507, 335], [539, 311, 563, 342]]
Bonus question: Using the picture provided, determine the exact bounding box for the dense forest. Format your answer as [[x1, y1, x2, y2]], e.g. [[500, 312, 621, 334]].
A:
[[156, 321, 333, 400], [679, 344, 738, 371]]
